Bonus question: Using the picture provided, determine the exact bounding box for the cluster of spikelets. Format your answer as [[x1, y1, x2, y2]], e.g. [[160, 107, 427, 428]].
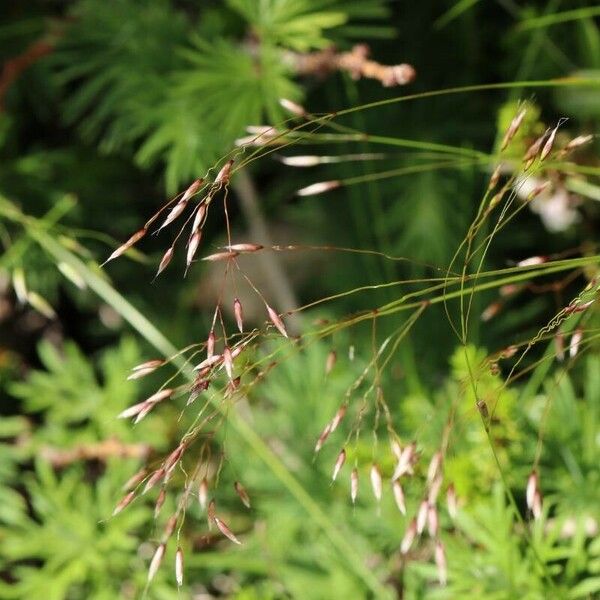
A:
[[104, 99, 596, 588]]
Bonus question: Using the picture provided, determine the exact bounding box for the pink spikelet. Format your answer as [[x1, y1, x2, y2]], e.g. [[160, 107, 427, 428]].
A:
[[148, 543, 165, 583], [154, 488, 166, 518], [570, 328, 583, 358], [532, 490, 543, 521], [279, 98, 306, 117], [446, 484, 458, 520], [315, 422, 331, 453], [143, 468, 165, 495], [234, 481, 251, 509], [427, 505, 439, 538], [526, 470, 538, 512], [233, 298, 244, 333], [215, 160, 234, 186], [206, 330, 215, 359], [156, 247, 174, 276], [186, 230, 202, 268], [501, 107, 527, 151], [191, 203, 207, 231], [296, 180, 341, 197], [329, 404, 347, 433], [223, 346, 234, 380], [332, 449, 346, 481], [226, 242, 264, 253], [427, 451, 443, 485], [123, 467, 147, 491], [175, 547, 184, 587], [266, 304, 288, 338], [416, 500, 429, 534]]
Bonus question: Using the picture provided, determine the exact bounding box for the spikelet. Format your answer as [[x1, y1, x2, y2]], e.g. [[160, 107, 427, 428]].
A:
[[194, 354, 223, 371], [540, 122, 562, 161], [526, 470, 538, 511], [234, 481, 251, 508], [214, 516, 242, 545], [501, 107, 527, 151], [123, 468, 147, 491], [446, 484, 458, 520], [427, 505, 439, 538], [113, 491, 135, 516], [427, 451, 443, 485], [370, 464, 382, 502], [156, 247, 174, 276], [517, 255, 546, 267], [523, 132, 548, 169], [104, 228, 146, 265], [392, 442, 417, 480], [325, 350, 337, 375], [215, 160, 234, 186], [400, 519, 417, 554], [332, 449, 346, 481], [315, 422, 332, 453], [279, 98, 306, 117], [143, 468, 165, 494], [186, 230, 202, 267], [191, 203, 207, 232], [223, 346, 234, 380], [428, 475, 443, 505], [158, 200, 187, 232], [266, 304, 288, 338], [148, 543, 165, 583], [434, 541, 447, 585], [350, 468, 359, 504], [532, 490, 543, 520], [154, 488, 166, 518], [392, 481, 406, 514], [226, 243, 264, 253], [175, 547, 184, 587], [416, 500, 429, 534], [488, 164, 502, 190], [206, 330, 215, 359], [131, 359, 164, 373], [296, 180, 341, 197], [555, 332, 565, 362], [558, 134, 593, 158], [570, 328, 583, 358], [198, 478, 208, 510], [329, 404, 347, 433], [203, 251, 239, 262], [233, 298, 244, 333]]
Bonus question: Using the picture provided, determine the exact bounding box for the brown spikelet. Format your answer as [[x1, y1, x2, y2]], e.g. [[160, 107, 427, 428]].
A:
[[215, 160, 234, 186], [426, 451, 443, 485], [266, 304, 288, 338], [148, 543, 165, 583], [540, 124, 560, 161], [427, 505, 439, 538], [104, 228, 147, 265], [206, 330, 215, 359], [332, 449, 346, 481], [481, 300, 502, 322], [164, 443, 186, 474], [315, 422, 331, 453], [523, 132, 547, 169], [192, 203, 207, 231], [194, 354, 223, 371], [488, 165, 502, 191], [392, 441, 417, 480], [226, 242, 264, 253], [175, 547, 184, 587], [207, 499, 216, 525], [427, 475, 443, 505], [143, 468, 165, 494], [501, 107, 527, 151], [182, 178, 203, 201], [123, 468, 147, 491], [325, 350, 337, 375], [158, 200, 188, 232], [329, 404, 347, 433], [234, 481, 251, 508], [558, 134, 593, 158], [113, 491, 135, 516], [555, 332, 565, 362], [154, 488, 166, 518], [163, 514, 178, 540], [214, 516, 242, 545], [233, 298, 244, 333], [203, 251, 239, 262], [156, 247, 174, 276], [186, 230, 202, 267], [223, 346, 234, 380]]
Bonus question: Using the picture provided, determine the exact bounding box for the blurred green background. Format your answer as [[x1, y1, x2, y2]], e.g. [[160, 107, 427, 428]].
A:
[[1, 1, 600, 598]]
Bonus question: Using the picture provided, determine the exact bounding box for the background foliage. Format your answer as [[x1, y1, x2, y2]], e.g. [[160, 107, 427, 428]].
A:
[[1, 1, 600, 598]]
